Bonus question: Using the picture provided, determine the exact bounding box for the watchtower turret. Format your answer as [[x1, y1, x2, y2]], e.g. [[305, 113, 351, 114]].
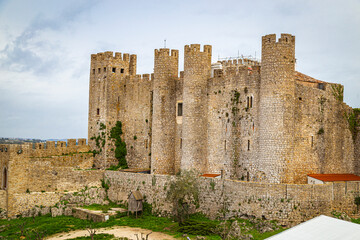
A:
[[88, 51, 136, 167], [151, 48, 179, 174], [258, 33, 296, 183], [181, 44, 212, 173]]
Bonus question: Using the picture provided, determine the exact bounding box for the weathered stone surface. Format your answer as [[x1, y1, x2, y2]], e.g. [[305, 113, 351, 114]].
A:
[[106, 171, 360, 226]]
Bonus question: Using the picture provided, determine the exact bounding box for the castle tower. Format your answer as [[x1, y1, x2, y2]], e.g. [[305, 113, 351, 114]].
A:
[[151, 48, 179, 174], [258, 34, 296, 183], [181, 44, 212, 173], [88, 51, 135, 167]]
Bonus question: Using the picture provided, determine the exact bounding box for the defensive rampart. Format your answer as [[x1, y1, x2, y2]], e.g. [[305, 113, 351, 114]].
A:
[[106, 171, 360, 225]]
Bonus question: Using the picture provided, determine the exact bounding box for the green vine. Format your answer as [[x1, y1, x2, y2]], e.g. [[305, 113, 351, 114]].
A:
[[345, 108, 360, 141], [331, 84, 344, 102], [109, 121, 128, 169]]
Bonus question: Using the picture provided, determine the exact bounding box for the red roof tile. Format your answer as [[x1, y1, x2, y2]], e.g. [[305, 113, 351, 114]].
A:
[[201, 174, 221, 178], [308, 174, 360, 182]]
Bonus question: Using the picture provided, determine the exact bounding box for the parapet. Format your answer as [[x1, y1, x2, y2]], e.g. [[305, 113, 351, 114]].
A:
[[184, 44, 212, 55], [91, 51, 134, 62], [154, 48, 179, 58], [262, 33, 295, 46]]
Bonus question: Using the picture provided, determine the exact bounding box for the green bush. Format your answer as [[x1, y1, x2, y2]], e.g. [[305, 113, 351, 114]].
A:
[[179, 219, 217, 235]]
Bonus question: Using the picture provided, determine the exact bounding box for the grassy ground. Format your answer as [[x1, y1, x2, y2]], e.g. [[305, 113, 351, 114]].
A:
[[0, 212, 285, 240]]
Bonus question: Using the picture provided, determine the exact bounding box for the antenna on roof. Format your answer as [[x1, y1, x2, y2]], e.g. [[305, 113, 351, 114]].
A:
[[164, 39, 166, 48]]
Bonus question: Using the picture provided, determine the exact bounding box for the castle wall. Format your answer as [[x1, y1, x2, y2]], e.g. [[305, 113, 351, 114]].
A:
[[0, 141, 103, 217], [120, 75, 152, 169], [0, 190, 6, 210], [106, 171, 360, 226], [174, 73, 184, 174], [259, 34, 296, 183], [287, 83, 356, 183], [151, 48, 178, 174], [88, 51, 152, 169], [182, 44, 212, 173], [206, 61, 261, 179]]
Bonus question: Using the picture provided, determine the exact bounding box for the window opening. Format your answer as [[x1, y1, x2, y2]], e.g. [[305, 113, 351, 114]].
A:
[[104, 67, 106, 72], [98, 68, 101, 73], [247, 172, 250, 181], [120, 68, 124, 73], [92, 69, 95, 74], [178, 103, 183, 116], [311, 136, 314, 147], [250, 96, 253, 108], [180, 138, 182, 149], [247, 140, 250, 151], [247, 97, 250, 109], [112, 67, 116, 73], [97, 108, 100, 115], [224, 140, 227, 151], [2, 168, 7, 190]]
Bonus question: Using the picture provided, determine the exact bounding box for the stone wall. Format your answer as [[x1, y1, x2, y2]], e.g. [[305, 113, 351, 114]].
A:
[[181, 44, 212, 173], [6, 169, 104, 218], [151, 48, 178, 174], [88, 51, 152, 169], [0, 190, 6, 210], [105, 171, 360, 226]]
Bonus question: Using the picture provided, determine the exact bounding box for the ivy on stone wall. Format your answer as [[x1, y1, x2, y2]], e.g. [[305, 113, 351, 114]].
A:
[[109, 121, 128, 169], [345, 108, 360, 141], [331, 84, 344, 102]]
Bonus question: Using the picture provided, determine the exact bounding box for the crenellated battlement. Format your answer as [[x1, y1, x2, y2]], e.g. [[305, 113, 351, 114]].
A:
[[185, 44, 212, 55], [154, 48, 179, 58], [132, 74, 153, 82], [0, 139, 90, 158], [91, 51, 134, 62], [262, 33, 295, 46]]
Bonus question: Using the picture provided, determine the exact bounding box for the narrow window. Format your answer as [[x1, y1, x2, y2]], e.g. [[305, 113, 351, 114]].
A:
[[311, 136, 314, 147], [247, 172, 250, 181], [247, 140, 250, 151], [224, 140, 227, 151], [103, 67, 106, 72], [97, 108, 100, 115], [145, 139, 148, 149], [118, 96, 120, 103], [39, 144, 42, 149], [246, 97, 250, 108], [250, 96, 253, 108], [120, 68, 124, 73], [98, 68, 101, 73], [112, 67, 116, 73], [92, 69, 95, 74], [178, 103, 183, 116], [2, 168, 7, 190], [180, 138, 182, 149]]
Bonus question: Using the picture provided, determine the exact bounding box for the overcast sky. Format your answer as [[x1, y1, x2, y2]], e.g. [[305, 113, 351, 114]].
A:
[[0, 0, 359, 139]]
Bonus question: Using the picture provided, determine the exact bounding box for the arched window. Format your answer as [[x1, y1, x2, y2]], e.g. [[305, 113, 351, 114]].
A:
[[2, 167, 7, 190]]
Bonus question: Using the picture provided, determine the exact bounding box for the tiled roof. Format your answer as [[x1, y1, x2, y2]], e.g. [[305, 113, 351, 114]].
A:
[[201, 174, 221, 178], [294, 71, 325, 84], [131, 191, 143, 200], [308, 174, 360, 182]]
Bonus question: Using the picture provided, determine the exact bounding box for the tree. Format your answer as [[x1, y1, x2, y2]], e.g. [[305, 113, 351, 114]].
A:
[[167, 169, 200, 224]]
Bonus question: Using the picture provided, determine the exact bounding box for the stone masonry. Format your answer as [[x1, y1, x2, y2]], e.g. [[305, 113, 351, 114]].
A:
[[88, 33, 359, 184]]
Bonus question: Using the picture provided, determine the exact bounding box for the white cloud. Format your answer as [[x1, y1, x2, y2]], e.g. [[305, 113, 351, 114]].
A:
[[0, 0, 359, 139]]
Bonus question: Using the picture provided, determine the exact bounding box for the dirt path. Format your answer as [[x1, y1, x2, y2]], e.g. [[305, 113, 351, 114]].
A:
[[46, 226, 177, 240]]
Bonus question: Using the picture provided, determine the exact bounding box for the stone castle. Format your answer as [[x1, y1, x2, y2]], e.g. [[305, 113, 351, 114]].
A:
[[88, 33, 359, 184], [0, 33, 359, 221]]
